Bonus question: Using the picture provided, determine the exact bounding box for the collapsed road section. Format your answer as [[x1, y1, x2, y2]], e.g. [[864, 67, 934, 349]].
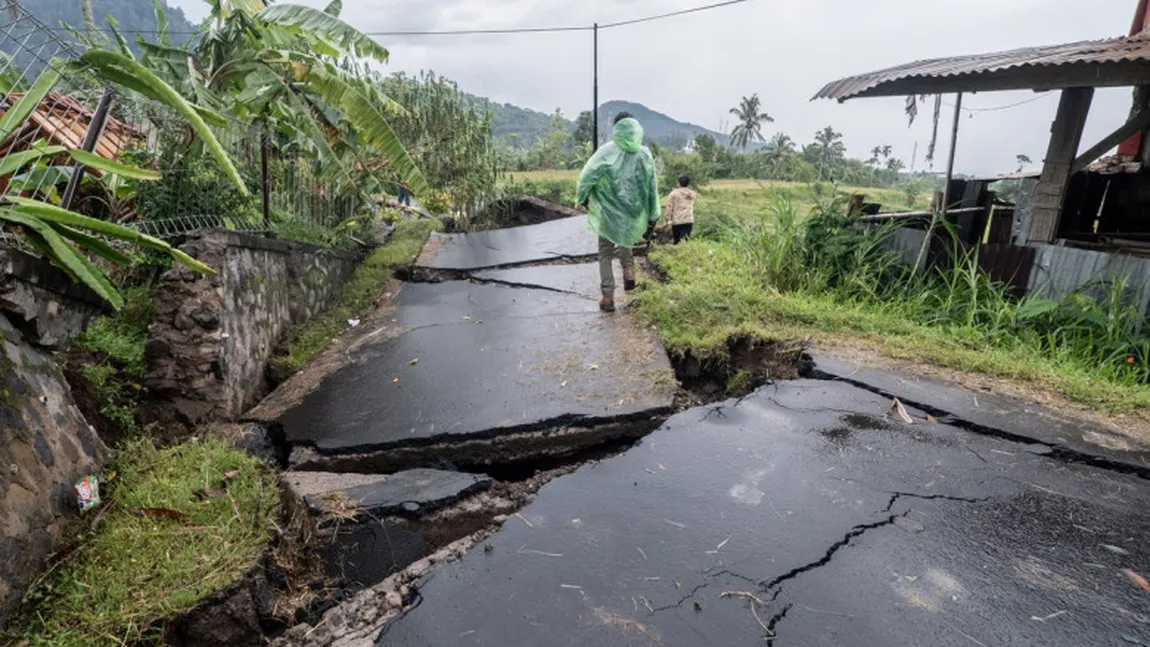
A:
[[275, 277, 675, 472], [250, 214, 1150, 647], [241, 216, 678, 622], [320, 379, 1149, 647]]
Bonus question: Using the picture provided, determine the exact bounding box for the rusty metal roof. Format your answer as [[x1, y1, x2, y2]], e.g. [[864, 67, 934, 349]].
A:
[[815, 34, 1150, 101], [0, 91, 142, 174]]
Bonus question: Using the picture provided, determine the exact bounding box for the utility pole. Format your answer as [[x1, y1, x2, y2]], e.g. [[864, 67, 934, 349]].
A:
[[592, 23, 599, 151]]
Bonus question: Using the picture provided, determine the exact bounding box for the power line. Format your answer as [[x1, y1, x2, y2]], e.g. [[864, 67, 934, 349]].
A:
[[943, 92, 1054, 114], [363, 25, 590, 36], [600, 0, 749, 29], [38, 0, 752, 36]]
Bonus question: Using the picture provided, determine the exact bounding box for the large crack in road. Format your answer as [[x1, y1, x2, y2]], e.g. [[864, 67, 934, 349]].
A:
[[335, 378, 1150, 647]]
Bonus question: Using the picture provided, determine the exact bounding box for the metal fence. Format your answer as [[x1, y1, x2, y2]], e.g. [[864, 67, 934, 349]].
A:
[[0, 0, 359, 250]]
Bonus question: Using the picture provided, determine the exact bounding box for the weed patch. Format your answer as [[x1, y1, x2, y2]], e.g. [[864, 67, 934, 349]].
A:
[[5, 438, 279, 647], [272, 219, 441, 376], [636, 195, 1150, 414], [76, 285, 156, 376]]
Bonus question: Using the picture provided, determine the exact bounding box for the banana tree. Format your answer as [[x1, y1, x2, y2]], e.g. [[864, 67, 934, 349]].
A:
[[134, 0, 427, 196], [0, 67, 225, 309]]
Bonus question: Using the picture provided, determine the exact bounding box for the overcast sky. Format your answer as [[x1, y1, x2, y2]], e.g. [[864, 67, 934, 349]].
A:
[[175, 0, 1138, 175]]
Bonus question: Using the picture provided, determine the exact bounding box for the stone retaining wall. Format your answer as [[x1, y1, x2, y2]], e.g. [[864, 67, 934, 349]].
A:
[[145, 231, 360, 425], [0, 249, 108, 626]]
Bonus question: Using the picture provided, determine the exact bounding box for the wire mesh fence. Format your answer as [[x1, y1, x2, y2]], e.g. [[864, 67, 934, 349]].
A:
[[0, 0, 361, 253]]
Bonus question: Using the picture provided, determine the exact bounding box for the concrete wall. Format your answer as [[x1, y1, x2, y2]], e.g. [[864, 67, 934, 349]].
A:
[[0, 250, 108, 626], [145, 231, 360, 424]]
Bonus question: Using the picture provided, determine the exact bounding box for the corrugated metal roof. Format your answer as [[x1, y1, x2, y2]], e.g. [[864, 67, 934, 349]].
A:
[[0, 91, 142, 175], [815, 34, 1150, 101]]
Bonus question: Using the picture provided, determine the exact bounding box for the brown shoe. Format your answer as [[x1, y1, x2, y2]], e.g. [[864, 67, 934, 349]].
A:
[[623, 267, 636, 292], [599, 297, 616, 313]]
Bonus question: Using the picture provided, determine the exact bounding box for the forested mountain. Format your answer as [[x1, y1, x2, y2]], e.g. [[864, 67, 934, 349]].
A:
[[470, 95, 730, 150], [597, 100, 728, 150], [8, 0, 197, 72]]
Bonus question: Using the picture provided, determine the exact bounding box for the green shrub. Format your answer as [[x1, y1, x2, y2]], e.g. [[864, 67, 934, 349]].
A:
[[660, 151, 712, 191]]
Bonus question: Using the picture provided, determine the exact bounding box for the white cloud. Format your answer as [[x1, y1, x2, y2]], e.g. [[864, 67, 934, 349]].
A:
[[169, 0, 1137, 174]]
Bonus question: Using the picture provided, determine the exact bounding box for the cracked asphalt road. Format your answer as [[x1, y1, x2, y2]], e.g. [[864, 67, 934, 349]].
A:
[[379, 379, 1150, 646]]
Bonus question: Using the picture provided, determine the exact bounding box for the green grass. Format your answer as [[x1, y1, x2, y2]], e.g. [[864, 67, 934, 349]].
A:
[[6, 438, 279, 647], [273, 218, 442, 375], [503, 172, 930, 222], [76, 286, 156, 376], [636, 210, 1150, 415]]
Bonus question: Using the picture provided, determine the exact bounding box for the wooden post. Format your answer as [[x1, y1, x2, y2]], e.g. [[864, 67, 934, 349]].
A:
[[914, 92, 963, 274], [1027, 87, 1094, 243], [592, 23, 599, 151], [60, 87, 114, 210], [261, 131, 271, 233], [847, 194, 864, 218]]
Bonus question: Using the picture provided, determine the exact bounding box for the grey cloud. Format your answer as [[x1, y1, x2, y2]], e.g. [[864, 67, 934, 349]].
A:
[[171, 0, 1138, 174]]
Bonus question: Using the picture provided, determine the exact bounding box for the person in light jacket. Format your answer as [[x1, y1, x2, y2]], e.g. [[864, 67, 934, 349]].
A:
[[661, 175, 696, 244]]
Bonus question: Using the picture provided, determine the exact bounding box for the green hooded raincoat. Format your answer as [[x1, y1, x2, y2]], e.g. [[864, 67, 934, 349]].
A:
[[576, 118, 660, 247]]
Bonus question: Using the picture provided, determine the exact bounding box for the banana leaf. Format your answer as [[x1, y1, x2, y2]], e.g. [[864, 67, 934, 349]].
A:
[[80, 51, 246, 194], [6, 197, 216, 275], [68, 149, 160, 180], [0, 209, 123, 308], [0, 68, 61, 143], [258, 4, 388, 63]]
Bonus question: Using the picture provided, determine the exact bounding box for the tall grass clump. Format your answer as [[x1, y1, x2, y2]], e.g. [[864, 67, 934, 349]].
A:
[[708, 188, 1150, 388]]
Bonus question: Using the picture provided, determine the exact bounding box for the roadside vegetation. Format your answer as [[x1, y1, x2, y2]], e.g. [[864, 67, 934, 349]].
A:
[[272, 218, 442, 376], [636, 192, 1150, 414], [503, 171, 931, 223], [4, 438, 278, 647]]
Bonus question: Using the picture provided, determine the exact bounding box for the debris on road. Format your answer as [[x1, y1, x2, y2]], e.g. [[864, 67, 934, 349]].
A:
[[1122, 568, 1150, 591], [889, 397, 914, 424]]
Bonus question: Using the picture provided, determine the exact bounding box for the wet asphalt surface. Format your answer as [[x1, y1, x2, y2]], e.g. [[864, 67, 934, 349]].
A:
[[380, 379, 1150, 646], [278, 278, 674, 454], [417, 215, 595, 271]]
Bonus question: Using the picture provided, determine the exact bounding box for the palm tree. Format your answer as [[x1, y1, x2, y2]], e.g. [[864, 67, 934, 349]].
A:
[[764, 133, 795, 159], [728, 94, 773, 150], [885, 158, 906, 184]]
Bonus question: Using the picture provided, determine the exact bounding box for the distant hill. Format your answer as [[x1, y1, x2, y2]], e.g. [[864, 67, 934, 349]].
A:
[[9, 0, 197, 72], [472, 95, 732, 150], [597, 100, 728, 150], [462, 93, 558, 147]]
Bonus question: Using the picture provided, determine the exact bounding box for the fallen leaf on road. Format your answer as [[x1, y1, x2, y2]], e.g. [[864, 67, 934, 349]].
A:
[[393, 377, 400, 384], [409, 358, 419, 366], [587, 364, 600, 371], [889, 398, 914, 424], [1123, 569, 1150, 591], [561, 380, 568, 388]]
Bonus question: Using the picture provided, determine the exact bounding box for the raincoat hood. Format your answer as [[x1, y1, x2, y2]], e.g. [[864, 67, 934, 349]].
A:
[[612, 118, 644, 153]]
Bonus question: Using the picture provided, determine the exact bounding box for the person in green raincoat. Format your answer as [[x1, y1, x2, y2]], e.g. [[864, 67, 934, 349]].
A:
[[576, 113, 660, 313]]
